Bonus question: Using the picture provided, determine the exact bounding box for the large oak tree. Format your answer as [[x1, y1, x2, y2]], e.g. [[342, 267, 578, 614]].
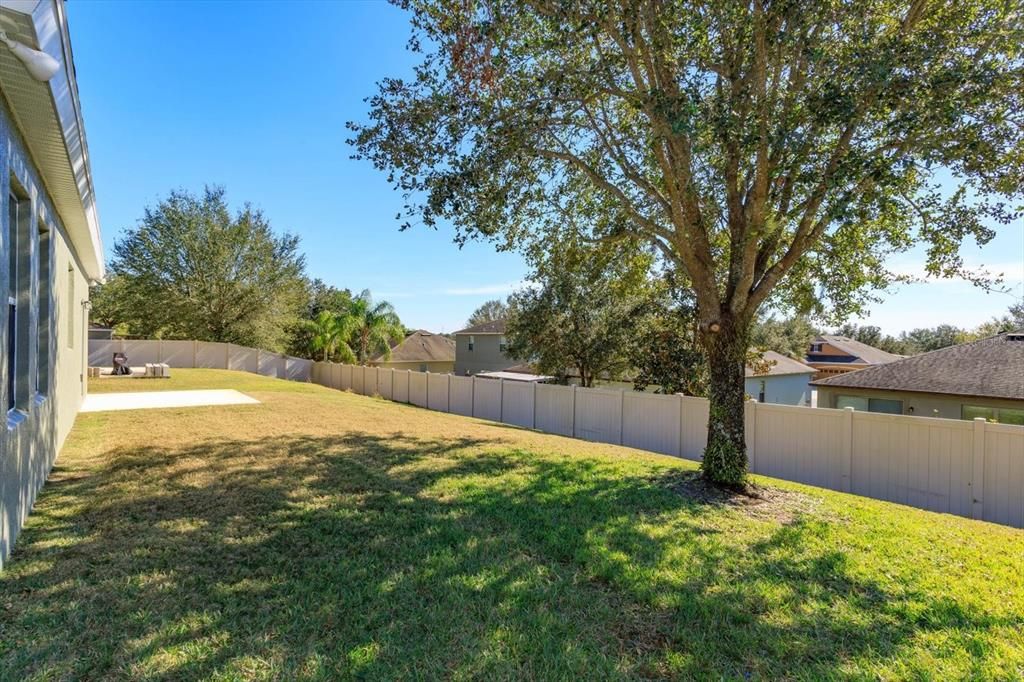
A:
[[350, 0, 1023, 485]]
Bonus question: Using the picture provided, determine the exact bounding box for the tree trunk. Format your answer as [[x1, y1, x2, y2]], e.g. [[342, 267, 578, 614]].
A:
[[700, 319, 749, 488]]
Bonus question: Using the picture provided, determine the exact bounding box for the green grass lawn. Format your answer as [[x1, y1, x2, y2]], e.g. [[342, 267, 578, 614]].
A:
[[1, 369, 1021, 680]]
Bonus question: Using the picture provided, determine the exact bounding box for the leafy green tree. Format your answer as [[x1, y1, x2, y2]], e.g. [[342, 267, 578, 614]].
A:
[[465, 299, 508, 327], [751, 315, 820, 359], [102, 186, 306, 350], [347, 290, 404, 364], [900, 324, 968, 353], [505, 234, 654, 387], [287, 279, 354, 359], [351, 1, 1022, 485], [629, 290, 707, 396], [305, 310, 356, 363]]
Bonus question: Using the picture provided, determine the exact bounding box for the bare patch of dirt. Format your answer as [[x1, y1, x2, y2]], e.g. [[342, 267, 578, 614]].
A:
[[662, 471, 824, 524]]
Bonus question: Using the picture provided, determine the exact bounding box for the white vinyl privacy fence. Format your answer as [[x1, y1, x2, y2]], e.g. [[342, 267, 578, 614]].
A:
[[88, 339, 313, 382], [311, 362, 1024, 529]]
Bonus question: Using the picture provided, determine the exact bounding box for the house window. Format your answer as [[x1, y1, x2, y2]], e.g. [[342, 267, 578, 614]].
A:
[[962, 405, 1024, 425], [810, 343, 823, 353], [66, 264, 74, 349], [7, 186, 30, 413], [758, 380, 766, 403], [467, 335, 474, 352], [499, 336, 507, 353], [37, 222, 51, 395], [419, 363, 427, 372], [837, 395, 903, 414]]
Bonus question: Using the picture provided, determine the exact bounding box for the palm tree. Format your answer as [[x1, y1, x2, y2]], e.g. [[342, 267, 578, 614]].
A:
[[305, 310, 355, 363], [347, 290, 404, 365]]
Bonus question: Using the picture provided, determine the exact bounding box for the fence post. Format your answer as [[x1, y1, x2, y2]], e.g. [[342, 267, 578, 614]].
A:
[[618, 388, 625, 445], [676, 394, 684, 458], [470, 375, 476, 417], [445, 373, 451, 412], [531, 381, 537, 429], [225, 343, 230, 370], [841, 407, 855, 492], [158, 339, 164, 364], [571, 384, 577, 438], [192, 340, 198, 368], [745, 399, 758, 472], [971, 417, 986, 520], [499, 378, 505, 423]]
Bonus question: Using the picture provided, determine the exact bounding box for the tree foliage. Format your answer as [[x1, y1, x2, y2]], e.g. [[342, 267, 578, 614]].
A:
[[465, 299, 508, 327], [97, 187, 307, 351], [347, 290, 405, 365], [351, 0, 1023, 485], [750, 315, 820, 359], [505, 235, 655, 387]]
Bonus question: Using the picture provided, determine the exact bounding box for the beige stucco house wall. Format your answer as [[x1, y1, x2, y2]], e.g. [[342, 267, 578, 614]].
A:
[[816, 385, 1024, 421]]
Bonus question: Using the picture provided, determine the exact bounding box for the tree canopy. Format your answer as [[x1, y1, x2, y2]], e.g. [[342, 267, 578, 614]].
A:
[[505, 234, 655, 387], [465, 299, 508, 327], [352, 0, 1023, 485], [96, 187, 307, 351]]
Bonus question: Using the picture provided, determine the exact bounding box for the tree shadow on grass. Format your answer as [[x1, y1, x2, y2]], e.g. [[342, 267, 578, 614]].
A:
[[1, 431, 1018, 680]]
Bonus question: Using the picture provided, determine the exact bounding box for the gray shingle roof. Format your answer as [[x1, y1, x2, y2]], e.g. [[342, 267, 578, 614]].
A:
[[454, 319, 507, 335], [812, 332, 1024, 400], [374, 330, 454, 363], [746, 351, 816, 377], [811, 335, 903, 365]]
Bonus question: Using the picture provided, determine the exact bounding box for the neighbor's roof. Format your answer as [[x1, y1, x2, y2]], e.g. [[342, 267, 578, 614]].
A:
[[373, 330, 454, 364], [809, 335, 902, 365], [746, 351, 816, 377], [476, 370, 555, 382], [0, 0, 104, 280], [454, 319, 507, 335], [812, 332, 1024, 400]]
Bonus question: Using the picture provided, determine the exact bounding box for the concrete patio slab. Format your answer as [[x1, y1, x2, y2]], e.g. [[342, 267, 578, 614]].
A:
[[81, 389, 260, 413]]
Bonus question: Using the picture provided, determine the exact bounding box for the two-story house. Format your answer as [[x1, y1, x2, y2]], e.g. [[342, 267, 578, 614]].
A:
[[454, 319, 518, 375], [805, 334, 901, 381]]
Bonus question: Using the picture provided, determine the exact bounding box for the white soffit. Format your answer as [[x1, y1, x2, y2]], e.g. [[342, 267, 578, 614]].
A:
[[0, 0, 103, 280]]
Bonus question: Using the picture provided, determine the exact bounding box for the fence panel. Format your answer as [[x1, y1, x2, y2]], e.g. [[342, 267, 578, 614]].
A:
[[160, 340, 194, 367], [228, 345, 258, 374], [622, 392, 680, 456], [535, 384, 574, 436], [679, 396, 709, 461], [364, 367, 379, 395], [196, 342, 228, 369], [501, 381, 534, 428], [982, 424, 1024, 527], [472, 378, 501, 422], [409, 372, 428, 407], [378, 369, 394, 400], [393, 370, 410, 403], [340, 365, 352, 391], [123, 340, 160, 365], [88, 339, 121, 367], [286, 357, 311, 382], [449, 375, 474, 416], [574, 388, 622, 444], [351, 366, 364, 395], [427, 373, 450, 412], [752, 403, 846, 492]]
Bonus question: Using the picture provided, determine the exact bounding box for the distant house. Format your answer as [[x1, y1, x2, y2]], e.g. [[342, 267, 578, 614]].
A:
[[805, 334, 901, 380], [813, 332, 1024, 423], [88, 324, 114, 340], [370, 330, 455, 373], [454, 319, 517, 375], [745, 351, 816, 405]]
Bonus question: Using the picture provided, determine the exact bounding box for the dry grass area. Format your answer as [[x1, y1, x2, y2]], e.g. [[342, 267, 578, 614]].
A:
[[1, 369, 1022, 680]]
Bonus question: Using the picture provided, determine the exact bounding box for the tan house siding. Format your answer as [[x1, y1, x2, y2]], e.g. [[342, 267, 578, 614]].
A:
[[370, 359, 455, 374], [816, 385, 1024, 421]]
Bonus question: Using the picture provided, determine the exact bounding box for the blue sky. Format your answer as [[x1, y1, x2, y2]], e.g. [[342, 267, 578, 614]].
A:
[[67, 1, 1022, 335]]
